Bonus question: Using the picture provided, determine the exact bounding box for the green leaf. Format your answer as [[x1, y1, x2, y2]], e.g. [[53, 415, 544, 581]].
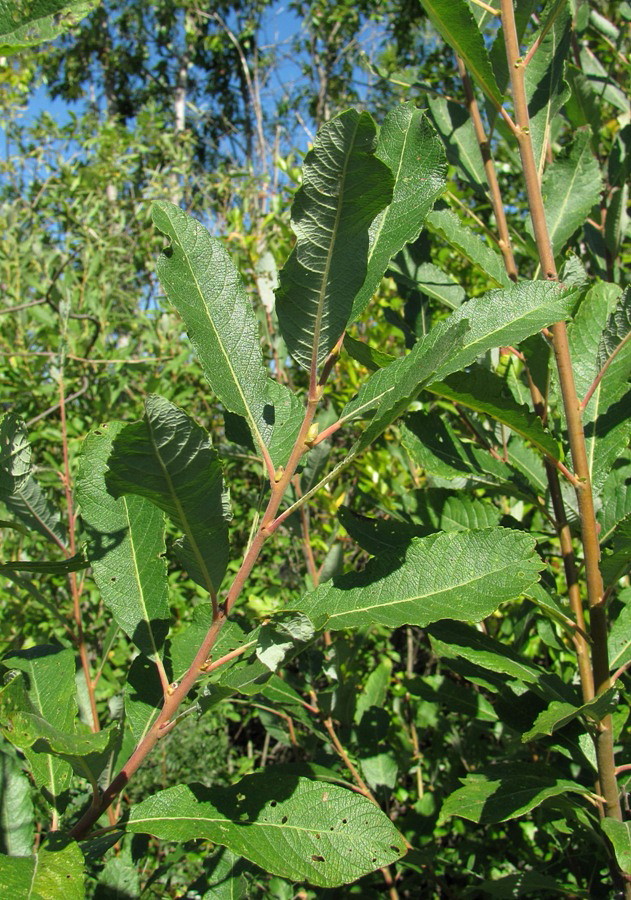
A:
[[398, 260, 465, 310], [597, 285, 631, 378], [428, 620, 555, 690], [0, 647, 75, 808], [349, 103, 446, 321], [599, 464, 631, 545], [0, 838, 85, 897], [566, 282, 630, 492], [276, 109, 393, 371], [609, 586, 631, 671], [343, 334, 396, 372], [295, 528, 543, 631], [425, 209, 510, 288], [0, 705, 119, 786], [420, 0, 503, 107], [0, 552, 88, 575], [0, 0, 99, 54], [340, 316, 470, 453], [152, 202, 298, 465], [77, 422, 170, 660], [124, 655, 163, 745], [0, 746, 34, 856], [521, 687, 619, 742], [401, 411, 510, 485], [524, 1, 572, 177], [355, 660, 392, 725], [106, 395, 230, 597], [203, 847, 249, 899], [438, 495, 501, 531], [169, 606, 253, 682], [533, 129, 602, 258], [432, 281, 579, 380], [338, 506, 433, 556], [426, 367, 563, 461], [0, 414, 66, 546], [601, 819, 631, 875], [439, 763, 590, 824], [426, 94, 487, 193], [125, 773, 406, 888], [601, 516, 631, 586]]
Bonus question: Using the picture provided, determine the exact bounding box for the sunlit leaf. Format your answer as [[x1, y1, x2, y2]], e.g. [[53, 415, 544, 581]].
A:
[[276, 109, 393, 371], [125, 772, 406, 888], [295, 528, 543, 631]]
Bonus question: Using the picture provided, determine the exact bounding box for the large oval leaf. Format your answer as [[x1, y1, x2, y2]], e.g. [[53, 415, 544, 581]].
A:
[[126, 772, 406, 888], [294, 528, 543, 630]]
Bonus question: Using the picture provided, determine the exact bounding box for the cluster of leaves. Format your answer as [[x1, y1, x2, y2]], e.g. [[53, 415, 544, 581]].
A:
[[1, 0, 630, 897]]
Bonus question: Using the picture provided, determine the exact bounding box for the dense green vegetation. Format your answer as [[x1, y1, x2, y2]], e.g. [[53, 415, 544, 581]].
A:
[[0, 1, 629, 897]]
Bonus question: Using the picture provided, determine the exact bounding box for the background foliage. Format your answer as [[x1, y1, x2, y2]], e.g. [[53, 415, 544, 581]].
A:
[[0, 0, 630, 897]]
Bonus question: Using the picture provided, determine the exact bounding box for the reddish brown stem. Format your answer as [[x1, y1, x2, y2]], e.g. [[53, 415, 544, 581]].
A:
[[500, 0, 623, 840]]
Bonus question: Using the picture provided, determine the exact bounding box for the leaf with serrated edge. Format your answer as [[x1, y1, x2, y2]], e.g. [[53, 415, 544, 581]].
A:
[[524, 1, 572, 176], [521, 687, 619, 742], [1, 648, 75, 806], [350, 104, 446, 321], [426, 367, 562, 461], [532, 129, 602, 257], [601, 819, 631, 875], [77, 422, 170, 660], [105, 395, 229, 597], [0, 0, 99, 54], [294, 528, 543, 631], [439, 764, 589, 824], [425, 209, 510, 288], [420, 0, 503, 107], [152, 201, 298, 465], [276, 109, 393, 372], [125, 773, 406, 888]]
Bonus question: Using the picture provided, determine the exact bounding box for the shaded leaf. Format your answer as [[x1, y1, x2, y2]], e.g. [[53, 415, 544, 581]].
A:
[[426, 367, 562, 461], [0, 746, 33, 856], [0, 647, 75, 808], [276, 109, 393, 371], [534, 129, 602, 257], [126, 772, 406, 888], [106, 395, 229, 596], [521, 687, 619, 742], [77, 422, 170, 660], [601, 819, 631, 875], [0, 838, 85, 897], [608, 587, 631, 671], [152, 202, 298, 465], [0, 414, 66, 546], [295, 528, 543, 631], [0, 552, 87, 575], [597, 285, 631, 376], [599, 464, 631, 545], [524, 1, 572, 176], [439, 763, 590, 824], [350, 103, 446, 321], [425, 209, 510, 288], [426, 94, 487, 193], [343, 334, 396, 372], [338, 506, 434, 556]]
